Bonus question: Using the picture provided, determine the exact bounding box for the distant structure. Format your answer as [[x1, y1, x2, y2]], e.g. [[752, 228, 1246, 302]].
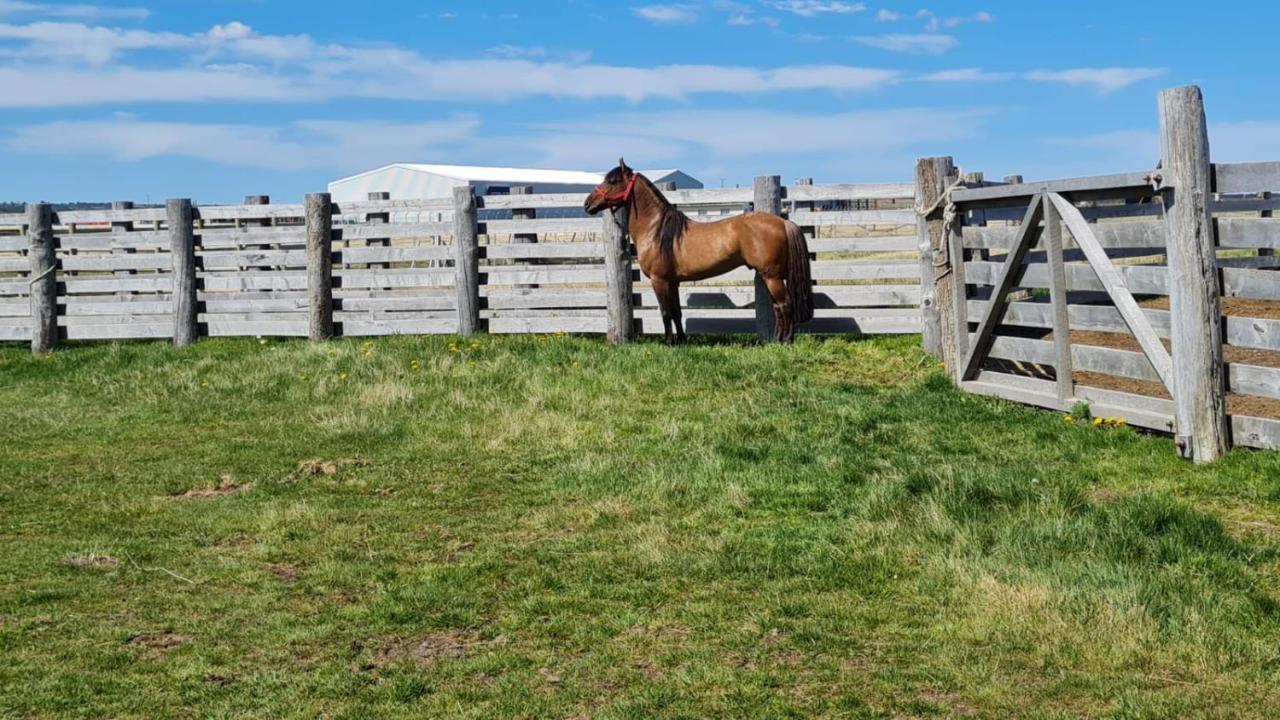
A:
[[327, 163, 703, 202]]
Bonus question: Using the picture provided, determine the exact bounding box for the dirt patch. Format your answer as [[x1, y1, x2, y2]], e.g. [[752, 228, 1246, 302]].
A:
[[287, 457, 370, 482], [761, 628, 784, 646], [444, 542, 475, 564], [362, 630, 501, 672], [61, 553, 119, 569], [172, 476, 249, 501], [269, 563, 300, 584], [126, 631, 191, 658], [1022, 297, 1280, 419]]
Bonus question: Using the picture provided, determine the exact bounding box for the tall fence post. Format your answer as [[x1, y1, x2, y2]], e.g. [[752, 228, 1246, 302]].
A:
[[1159, 85, 1228, 462], [452, 185, 481, 336], [27, 202, 56, 355], [603, 207, 635, 344], [915, 156, 955, 360], [166, 198, 198, 347], [306, 193, 334, 341], [753, 175, 782, 342]]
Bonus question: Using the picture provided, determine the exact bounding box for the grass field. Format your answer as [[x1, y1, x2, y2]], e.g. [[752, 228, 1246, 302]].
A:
[[3, 333, 1280, 719]]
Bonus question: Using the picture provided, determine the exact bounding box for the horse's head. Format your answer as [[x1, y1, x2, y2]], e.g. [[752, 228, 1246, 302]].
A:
[[584, 158, 638, 215]]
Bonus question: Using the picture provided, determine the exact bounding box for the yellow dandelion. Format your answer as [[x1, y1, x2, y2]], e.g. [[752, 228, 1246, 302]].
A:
[[1092, 418, 1103, 426], [1063, 415, 1075, 423], [200, 381, 209, 388], [1115, 418, 1127, 427], [339, 372, 348, 381]]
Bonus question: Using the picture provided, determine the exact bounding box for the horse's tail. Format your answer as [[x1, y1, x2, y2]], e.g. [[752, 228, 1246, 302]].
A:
[[785, 220, 814, 324]]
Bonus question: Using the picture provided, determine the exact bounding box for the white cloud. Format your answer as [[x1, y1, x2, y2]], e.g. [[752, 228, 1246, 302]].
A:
[[728, 14, 780, 27], [767, 1, 865, 17], [918, 68, 1013, 82], [0, 56, 903, 107], [0, 21, 192, 64], [855, 33, 957, 55], [632, 4, 698, 23], [0, 1, 148, 20], [6, 118, 482, 172], [1026, 67, 1166, 94], [875, 9, 900, 21], [918, 9, 993, 32]]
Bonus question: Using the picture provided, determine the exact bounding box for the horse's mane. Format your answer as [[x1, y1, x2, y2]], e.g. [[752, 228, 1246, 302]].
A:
[[606, 168, 689, 262]]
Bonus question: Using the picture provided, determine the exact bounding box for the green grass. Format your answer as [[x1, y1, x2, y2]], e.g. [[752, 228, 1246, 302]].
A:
[[2, 333, 1280, 719]]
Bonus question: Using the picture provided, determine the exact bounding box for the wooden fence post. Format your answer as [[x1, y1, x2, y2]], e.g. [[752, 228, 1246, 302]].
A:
[[452, 185, 481, 336], [915, 156, 955, 360], [27, 202, 56, 354], [1159, 84, 1228, 462], [167, 198, 198, 347], [753, 175, 782, 342], [511, 186, 537, 289], [306, 193, 334, 341], [110, 201, 135, 297], [366, 192, 390, 270], [603, 206, 635, 344]]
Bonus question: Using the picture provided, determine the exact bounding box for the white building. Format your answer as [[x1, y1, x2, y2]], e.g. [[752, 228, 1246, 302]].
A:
[[327, 163, 702, 202]]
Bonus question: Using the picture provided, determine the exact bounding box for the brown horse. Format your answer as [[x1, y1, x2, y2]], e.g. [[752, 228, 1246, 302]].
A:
[[584, 159, 813, 344]]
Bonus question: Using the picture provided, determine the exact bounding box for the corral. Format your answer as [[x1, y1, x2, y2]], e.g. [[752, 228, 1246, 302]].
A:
[[4, 83, 1280, 716]]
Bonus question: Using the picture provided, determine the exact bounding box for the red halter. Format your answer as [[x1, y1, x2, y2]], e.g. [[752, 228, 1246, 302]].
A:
[[593, 174, 638, 207]]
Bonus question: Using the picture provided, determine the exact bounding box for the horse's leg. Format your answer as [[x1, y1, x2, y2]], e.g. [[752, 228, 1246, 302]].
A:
[[763, 275, 793, 343], [652, 277, 676, 345], [669, 281, 687, 345]]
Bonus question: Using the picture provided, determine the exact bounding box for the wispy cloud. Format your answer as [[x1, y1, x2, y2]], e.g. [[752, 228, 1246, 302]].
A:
[[766, 1, 866, 17], [918, 9, 993, 32], [1027, 67, 1166, 94], [6, 118, 482, 172], [632, 4, 698, 23], [727, 13, 780, 27], [0, 1, 148, 20], [919, 68, 1014, 82], [855, 33, 957, 55]]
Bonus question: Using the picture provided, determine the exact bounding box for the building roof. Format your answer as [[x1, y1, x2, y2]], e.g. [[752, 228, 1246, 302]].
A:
[[332, 163, 605, 187], [331, 163, 689, 187]]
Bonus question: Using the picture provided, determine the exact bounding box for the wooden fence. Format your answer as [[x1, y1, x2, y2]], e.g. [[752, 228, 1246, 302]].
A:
[[923, 84, 1280, 461], [0, 177, 919, 348]]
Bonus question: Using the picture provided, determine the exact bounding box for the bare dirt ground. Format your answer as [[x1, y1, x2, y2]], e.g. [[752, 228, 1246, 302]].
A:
[[1045, 298, 1280, 418]]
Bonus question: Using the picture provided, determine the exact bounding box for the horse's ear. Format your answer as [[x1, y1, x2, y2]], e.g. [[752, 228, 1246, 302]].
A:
[[618, 157, 630, 174]]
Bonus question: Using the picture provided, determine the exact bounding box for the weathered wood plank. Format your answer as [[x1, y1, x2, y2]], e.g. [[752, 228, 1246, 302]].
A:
[[306, 193, 334, 341], [453, 186, 481, 335], [602, 205, 634, 344], [1043, 193, 1075, 401], [788, 209, 915, 227], [1160, 85, 1228, 462], [482, 242, 600, 260], [336, 222, 451, 240], [786, 183, 914, 202], [331, 198, 452, 215], [1214, 161, 1280, 195], [916, 156, 954, 359], [963, 220, 1166, 250], [950, 171, 1154, 203], [28, 203, 57, 354]]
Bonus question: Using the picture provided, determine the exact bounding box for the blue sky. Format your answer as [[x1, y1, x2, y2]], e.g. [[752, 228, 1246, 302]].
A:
[[0, 0, 1277, 203]]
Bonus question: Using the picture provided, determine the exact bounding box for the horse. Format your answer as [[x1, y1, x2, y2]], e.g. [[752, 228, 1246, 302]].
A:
[[584, 159, 814, 344]]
